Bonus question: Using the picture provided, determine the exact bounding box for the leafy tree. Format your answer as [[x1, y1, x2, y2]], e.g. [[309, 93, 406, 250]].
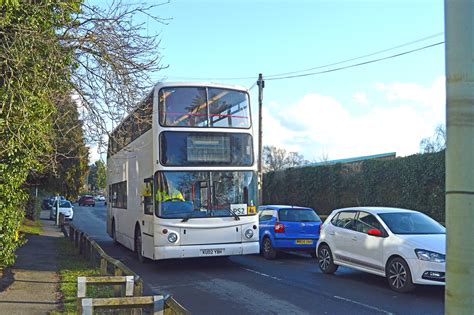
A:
[[96, 160, 106, 191], [263, 145, 306, 172], [0, 1, 80, 269], [30, 95, 90, 200], [88, 160, 106, 192], [1, 0, 164, 268]]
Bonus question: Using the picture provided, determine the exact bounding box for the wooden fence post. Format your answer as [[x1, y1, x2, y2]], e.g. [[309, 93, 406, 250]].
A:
[[74, 229, 79, 248], [79, 232, 84, 254], [114, 266, 123, 297], [89, 244, 96, 268], [134, 278, 143, 297], [84, 237, 89, 260], [69, 225, 74, 242], [100, 258, 107, 275]]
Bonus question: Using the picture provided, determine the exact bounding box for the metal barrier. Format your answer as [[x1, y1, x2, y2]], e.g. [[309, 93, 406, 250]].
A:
[[68, 224, 189, 315]]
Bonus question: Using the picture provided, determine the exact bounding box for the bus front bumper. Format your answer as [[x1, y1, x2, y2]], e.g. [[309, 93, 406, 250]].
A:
[[155, 241, 260, 260]]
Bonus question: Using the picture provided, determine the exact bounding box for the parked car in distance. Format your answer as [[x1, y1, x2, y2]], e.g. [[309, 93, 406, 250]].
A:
[[317, 207, 446, 293], [41, 198, 53, 210], [258, 205, 322, 260], [50, 200, 74, 221], [95, 195, 106, 202], [78, 195, 95, 207]]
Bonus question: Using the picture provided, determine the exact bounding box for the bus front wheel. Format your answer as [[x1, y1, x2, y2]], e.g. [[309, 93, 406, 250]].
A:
[[135, 226, 146, 263]]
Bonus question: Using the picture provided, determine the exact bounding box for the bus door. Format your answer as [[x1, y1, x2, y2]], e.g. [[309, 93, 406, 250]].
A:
[[141, 177, 154, 258]]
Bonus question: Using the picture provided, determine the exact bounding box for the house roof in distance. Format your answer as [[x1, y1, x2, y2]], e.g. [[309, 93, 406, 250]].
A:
[[306, 152, 396, 167]]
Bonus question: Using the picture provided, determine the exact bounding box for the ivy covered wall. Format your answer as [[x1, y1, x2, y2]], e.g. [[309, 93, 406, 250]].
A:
[[263, 151, 445, 222]]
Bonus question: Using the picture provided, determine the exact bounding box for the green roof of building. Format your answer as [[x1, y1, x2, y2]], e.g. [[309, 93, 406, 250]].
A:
[[306, 152, 396, 167]]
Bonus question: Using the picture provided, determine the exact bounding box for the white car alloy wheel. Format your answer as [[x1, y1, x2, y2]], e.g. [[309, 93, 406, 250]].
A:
[[387, 257, 415, 293], [318, 244, 338, 274], [319, 248, 330, 270]]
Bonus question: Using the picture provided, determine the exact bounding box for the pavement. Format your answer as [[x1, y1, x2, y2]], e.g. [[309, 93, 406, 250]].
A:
[[0, 210, 63, 314]]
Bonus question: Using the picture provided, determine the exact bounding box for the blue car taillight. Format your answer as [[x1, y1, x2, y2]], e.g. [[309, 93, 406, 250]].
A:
[[274, 222, 285, 233]]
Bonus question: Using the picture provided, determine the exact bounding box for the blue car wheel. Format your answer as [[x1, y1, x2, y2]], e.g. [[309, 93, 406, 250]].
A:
[[262, 237, 277, 260]]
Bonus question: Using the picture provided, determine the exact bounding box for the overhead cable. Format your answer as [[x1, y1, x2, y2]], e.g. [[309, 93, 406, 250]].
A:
[[165, 33, 444, 81], [266, 41, 444, 81], [265, 32, 444, 78]]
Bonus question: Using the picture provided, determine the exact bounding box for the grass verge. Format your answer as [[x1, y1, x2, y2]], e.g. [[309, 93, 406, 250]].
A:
[[53, 238, 114, 314], [19, 218, 43, 235]]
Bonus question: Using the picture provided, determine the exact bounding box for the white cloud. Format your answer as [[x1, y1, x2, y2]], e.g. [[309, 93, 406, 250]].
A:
[[353, 92, 369, 105], [89, 146, 101, 163], [264, 76, 446, 161], [376, 76, 445, 125]]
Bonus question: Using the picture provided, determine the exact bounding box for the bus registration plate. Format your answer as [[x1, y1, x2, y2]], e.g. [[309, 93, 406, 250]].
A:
[[200, 248, 225, 256]]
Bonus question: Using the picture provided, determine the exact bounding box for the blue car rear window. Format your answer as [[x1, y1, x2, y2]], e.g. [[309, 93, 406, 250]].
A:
[[278, 209, 321, 222]]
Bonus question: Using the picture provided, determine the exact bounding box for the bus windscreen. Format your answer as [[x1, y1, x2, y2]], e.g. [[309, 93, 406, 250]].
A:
[[155, 171, 257, 219], [159, 87, 250, 128]]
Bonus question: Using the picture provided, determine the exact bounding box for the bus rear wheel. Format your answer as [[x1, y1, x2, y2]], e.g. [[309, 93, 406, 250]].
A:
[[135, 227, 146, 263], [111, 220, 118, 244]]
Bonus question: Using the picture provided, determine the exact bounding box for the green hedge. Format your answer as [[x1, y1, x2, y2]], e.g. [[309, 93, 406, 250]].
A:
[[263, 151, 445, 222]]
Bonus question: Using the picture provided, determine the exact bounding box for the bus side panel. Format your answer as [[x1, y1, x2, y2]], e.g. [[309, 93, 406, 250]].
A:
[[134, 131, 154, 258], [107, 149, 129, 248], [106, 202, 112, 237]]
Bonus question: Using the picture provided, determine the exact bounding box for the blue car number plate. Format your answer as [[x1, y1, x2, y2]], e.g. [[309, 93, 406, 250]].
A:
[[295, 240, 313, 245]]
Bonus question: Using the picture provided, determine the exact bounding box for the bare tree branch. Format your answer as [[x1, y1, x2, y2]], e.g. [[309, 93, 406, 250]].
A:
[[61, 0, 169, 153], [263, 145, 306, 172]]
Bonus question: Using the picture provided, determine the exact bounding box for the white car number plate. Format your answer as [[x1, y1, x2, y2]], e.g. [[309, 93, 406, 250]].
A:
[[200, 248, 225, 256]]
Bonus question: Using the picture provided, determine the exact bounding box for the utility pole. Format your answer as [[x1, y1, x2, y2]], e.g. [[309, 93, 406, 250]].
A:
[[257, 73, 265, 205], [445, 1, 474, 314]]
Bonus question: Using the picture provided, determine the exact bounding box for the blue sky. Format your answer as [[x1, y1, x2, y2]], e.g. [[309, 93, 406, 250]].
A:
[[91, 0, 446, 162]]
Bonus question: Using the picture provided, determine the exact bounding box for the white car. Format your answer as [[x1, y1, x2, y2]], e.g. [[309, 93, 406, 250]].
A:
[[316, 207, 445, 292], [50, 200, 74, 221]]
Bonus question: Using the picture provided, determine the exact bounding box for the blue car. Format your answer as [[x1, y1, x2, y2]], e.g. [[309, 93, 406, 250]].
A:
[[258, 205, 322, 259]]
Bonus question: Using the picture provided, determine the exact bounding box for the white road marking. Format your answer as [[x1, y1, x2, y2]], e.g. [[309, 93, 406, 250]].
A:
[[149, 283, 195, 291], [241, 267, 282, 281], [197, 278, 309, 314], [333, 295, 394, 315]]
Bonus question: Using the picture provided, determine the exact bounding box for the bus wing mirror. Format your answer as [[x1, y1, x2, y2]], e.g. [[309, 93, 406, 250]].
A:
[[144, 177, 153, 183]]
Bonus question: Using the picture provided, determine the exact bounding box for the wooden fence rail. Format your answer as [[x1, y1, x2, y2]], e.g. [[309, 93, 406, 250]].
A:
[[79, 295, 165, 315], [77, 276, 135, 298]]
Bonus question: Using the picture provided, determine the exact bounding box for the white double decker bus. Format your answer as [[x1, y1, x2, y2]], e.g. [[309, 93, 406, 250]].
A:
[[106, 82, 260, 261]]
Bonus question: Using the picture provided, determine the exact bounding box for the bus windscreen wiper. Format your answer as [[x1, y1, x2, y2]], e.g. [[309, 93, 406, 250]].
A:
[[181, 212, 194, 222], [228, 208, 240, 221]]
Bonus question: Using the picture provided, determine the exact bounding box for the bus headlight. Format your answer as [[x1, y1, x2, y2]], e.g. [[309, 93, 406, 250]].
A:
[[167, 233, 178, 243], [244, 229, 254, 239]]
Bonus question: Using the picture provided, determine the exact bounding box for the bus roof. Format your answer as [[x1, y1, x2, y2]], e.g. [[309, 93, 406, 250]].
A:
[[153, 81, 249, 93]]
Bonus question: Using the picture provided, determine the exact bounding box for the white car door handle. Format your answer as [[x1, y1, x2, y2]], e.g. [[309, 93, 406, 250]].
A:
[[329, 231, 335, 236], [352, 236, 357, 241]]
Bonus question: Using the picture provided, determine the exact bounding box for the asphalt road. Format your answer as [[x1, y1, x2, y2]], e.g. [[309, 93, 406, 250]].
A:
[[71, 203, 444, 315]]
